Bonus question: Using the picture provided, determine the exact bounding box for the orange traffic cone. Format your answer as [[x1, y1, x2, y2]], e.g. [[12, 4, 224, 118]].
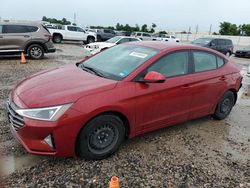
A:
[[21, 52, 27, 64], [109, 176, 119, 188]]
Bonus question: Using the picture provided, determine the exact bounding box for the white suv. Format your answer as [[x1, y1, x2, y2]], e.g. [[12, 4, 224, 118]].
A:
[[131, 32, 152, 41]]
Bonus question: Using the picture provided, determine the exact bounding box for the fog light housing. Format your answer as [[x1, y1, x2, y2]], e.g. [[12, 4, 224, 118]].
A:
[[44, 134, 55, 149]]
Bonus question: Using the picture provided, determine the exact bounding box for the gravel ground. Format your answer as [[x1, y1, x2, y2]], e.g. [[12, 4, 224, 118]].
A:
[[0, 43, 250, 188]]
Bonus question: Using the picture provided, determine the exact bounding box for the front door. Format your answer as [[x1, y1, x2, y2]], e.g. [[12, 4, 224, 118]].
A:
[[134, 50, 193, 132]]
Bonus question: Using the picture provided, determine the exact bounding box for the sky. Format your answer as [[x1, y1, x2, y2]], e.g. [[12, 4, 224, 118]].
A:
[[1, 0, 250, 32]]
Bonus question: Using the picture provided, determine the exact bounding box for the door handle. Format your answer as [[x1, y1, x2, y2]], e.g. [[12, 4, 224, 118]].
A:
[[24, 35, 30, 38], [219, 76, 226, 81], [182, 84, 190, 88]]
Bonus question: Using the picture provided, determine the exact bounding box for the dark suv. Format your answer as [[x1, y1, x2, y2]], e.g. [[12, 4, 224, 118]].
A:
[[0, 22, 56, 59], [94, 29, 116, 41], [192, 38, 234, 56]]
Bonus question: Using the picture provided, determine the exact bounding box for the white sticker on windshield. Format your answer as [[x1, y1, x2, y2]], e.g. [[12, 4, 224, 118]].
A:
[[129, 52, 148, 58]]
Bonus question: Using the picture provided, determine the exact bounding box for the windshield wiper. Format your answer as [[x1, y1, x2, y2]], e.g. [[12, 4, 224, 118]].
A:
[[80, 64, 106, 78]]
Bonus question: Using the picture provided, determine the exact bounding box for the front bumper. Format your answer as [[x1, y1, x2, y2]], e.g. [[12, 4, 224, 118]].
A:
[[5, 96, 85, 157]]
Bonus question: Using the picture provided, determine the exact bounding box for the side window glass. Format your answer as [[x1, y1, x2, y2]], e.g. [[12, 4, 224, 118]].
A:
[[77, 27, 85, 32], [217, 56, 225, 68], [137, 33, 142, 36], [27, 26, 38, 32], [68, 26, 77, 31], [193, 51, 217, 72], [148, 51, 189, 77], [0, 25, 2, 33], [117, 38, 130, 44], [4, 25, 29, 33], [130, 38, 139, 41]]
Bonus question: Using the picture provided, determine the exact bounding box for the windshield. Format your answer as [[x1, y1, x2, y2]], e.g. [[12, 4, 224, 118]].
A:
[[192, 38, 212, 45], [82, 44, 159, 80], [106, 36, 122, 43]]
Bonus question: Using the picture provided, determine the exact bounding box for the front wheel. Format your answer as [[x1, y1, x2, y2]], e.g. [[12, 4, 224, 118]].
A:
[[77, 114, 125, 160], [226, 51, 231, 57], [27, 44, 44, 59], [213, 91, 235, 120], [87, 36, 95, 44]]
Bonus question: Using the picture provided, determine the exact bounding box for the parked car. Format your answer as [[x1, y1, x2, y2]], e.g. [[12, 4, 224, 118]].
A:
[[84, 36, 141, 54], [152, 33, 180, 42], [131, 32, 152, 40], [7, 41, 242, 160], [235, 45, 250, 58], [0, 22, 56, 59], [93, 29, 116, 41], [48, 25, 97, 44], [115, 31, 132, 36], [192, 38, 234, 56]]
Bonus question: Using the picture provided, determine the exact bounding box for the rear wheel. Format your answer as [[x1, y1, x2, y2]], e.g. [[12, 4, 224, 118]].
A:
[[226, 51, 231, 57], [53, 34, 62, 43], [27, 44, 44, 59], [213, 91, 235, 120], [77, 114, 125, 160], [87, 36, 95, 44]]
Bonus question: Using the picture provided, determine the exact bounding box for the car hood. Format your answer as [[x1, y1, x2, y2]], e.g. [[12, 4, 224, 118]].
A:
[[13, 64, 117, 108]]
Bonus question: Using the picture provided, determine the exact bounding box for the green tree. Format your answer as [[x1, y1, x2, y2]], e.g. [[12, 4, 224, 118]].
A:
[[41, 16, 71, 25], [141, 24, 148, 32], [219, 22, 239, 35], [241, 24, 250, 36]]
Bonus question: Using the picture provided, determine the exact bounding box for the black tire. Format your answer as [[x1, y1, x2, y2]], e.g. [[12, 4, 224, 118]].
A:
[[53, 34, 62, 43], [97, 35, 102, 42], [87, 36, 95, 44], [212, 91, 235, 120], [77, 114, 125, 160], [226, 51, 231, 57], [27, 44, 44, 59]]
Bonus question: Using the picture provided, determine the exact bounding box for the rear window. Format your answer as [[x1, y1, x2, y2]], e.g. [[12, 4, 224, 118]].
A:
[[217, 56, 225, 68], [3, 25, 30, 33], [27, 26, 38, 32], [193, 51, 217, 72]]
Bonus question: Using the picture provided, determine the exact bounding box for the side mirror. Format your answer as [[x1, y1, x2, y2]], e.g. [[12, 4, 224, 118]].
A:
[[143, 71, 165, 83]]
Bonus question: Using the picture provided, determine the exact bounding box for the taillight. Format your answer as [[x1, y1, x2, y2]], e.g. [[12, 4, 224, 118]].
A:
[[45, 34, 53, 40]]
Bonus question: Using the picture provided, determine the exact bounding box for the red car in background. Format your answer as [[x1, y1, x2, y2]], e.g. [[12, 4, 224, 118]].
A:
[[6, 41, 242, 160]]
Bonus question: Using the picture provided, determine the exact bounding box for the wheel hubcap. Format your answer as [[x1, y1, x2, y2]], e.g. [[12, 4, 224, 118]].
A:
[[30, 47, 42, 58], [221, 98, 231, 113], [89, 124, 116, 152]]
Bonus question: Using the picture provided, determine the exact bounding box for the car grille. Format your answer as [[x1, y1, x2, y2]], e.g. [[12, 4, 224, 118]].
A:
[[6, 100, 25, 131]]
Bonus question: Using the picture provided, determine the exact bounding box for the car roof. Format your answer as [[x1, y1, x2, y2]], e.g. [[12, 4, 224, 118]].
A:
[[126, 41, 196, 50], [0, 22, 41, 26], [197, 37, 232, 41], [125, 41, 228, 56]]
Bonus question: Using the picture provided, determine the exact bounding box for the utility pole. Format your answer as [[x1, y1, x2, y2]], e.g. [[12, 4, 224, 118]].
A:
[[209, 24, 212, 35], [74, 13, 76, 25]]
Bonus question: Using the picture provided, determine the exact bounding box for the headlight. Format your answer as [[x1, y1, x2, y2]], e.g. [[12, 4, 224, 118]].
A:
[[16, 103, 72, 121]]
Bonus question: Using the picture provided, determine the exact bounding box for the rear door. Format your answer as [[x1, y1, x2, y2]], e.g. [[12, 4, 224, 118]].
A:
[[187, 50, 228, 119], [65, 26, 77, 40], [135, 50, 193, 132], [1, 25, 31, 51], [0, 25, 4, 50]]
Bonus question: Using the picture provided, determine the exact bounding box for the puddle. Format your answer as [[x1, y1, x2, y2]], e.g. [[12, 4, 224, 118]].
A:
[[0, 155, 43, 176]]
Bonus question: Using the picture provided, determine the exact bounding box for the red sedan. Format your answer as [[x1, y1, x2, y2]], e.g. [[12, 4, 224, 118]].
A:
[[6, 41, 242, 159]]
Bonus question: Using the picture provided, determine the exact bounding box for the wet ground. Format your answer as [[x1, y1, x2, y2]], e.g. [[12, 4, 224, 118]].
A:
[[0, 43, 250, 187]]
